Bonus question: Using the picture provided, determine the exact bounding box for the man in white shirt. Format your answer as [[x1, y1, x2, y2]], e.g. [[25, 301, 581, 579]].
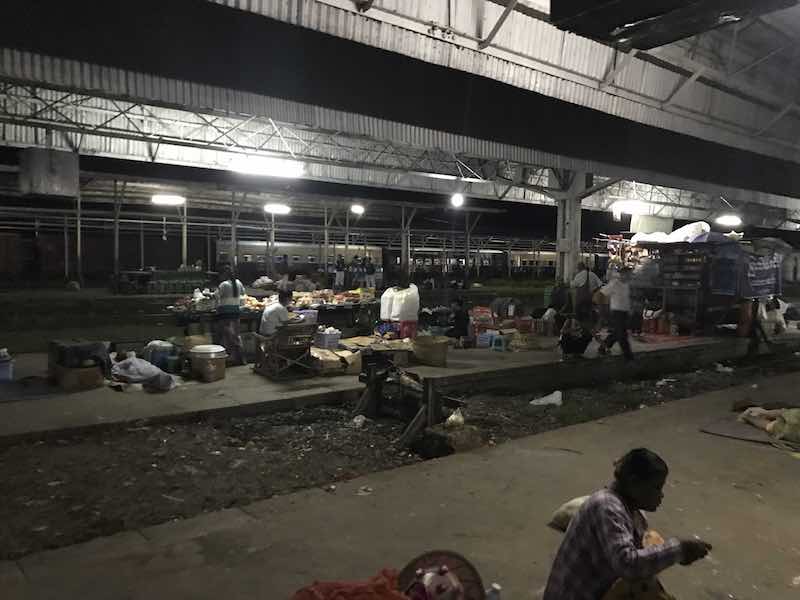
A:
[[260, 290, 293, 336], [599, 268, 633, 360]]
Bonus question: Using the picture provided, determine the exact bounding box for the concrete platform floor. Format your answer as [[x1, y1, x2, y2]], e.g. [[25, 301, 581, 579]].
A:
[[0, 335, 717, 440], [4, 374, 800, 600]]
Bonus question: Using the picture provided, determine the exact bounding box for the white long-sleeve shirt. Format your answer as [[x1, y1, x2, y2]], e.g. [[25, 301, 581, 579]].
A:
[[601, 277, 631, 312], [260, 302, 290, 335]]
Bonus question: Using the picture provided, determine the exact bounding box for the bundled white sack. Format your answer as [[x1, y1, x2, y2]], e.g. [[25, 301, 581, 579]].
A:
[[666, 221, 710, 243]]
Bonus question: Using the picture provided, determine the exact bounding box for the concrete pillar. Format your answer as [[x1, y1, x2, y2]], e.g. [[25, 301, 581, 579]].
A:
[[555, 170, 587, 284]]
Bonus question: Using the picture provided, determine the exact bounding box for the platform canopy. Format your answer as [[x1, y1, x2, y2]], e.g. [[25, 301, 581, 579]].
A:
[[0, 0, 800, 230]]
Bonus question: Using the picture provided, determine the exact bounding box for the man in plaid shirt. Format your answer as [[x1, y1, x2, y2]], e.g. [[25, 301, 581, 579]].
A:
[[543, 449, 712, 600]]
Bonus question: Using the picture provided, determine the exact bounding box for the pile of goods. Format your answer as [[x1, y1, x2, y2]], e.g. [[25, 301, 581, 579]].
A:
[[168, 288, 217, 314], [241, 295, 267, 313], [294, 288, 375, 308], [251, 275, 274, 289]]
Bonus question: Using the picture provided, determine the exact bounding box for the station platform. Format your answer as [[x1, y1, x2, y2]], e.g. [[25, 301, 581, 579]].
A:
[[1, 331, 799, 442]]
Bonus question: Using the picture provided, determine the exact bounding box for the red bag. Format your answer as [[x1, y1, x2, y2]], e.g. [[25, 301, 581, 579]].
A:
[[291, 569, 408, 600]]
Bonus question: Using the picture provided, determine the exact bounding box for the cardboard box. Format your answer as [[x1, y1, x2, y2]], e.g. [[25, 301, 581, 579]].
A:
[[53, 363, 104, 392], [311, 348, 362, 376]]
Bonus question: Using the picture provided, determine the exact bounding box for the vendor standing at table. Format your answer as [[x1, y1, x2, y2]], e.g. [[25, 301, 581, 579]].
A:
[[599, 267, 634, 361], [364, 257, 377, 289], [260, 290, 293, 337], [334, 255, 346, 290], [214, 264, 246, 366], [447, 297, 470, 339]]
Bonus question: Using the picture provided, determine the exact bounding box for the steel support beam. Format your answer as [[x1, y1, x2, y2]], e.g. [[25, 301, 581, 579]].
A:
[[112, 181, 122, 278], [63, 215, 69, 280], [139, 221, 145, 269], [181, 201, 188, 267], [478, 0, 519, 50], [76, 190, 82, 286], [662, 67, 706, 108]]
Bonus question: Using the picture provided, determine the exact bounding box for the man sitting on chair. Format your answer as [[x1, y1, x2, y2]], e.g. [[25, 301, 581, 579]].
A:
[[260, 290, 293, 337]]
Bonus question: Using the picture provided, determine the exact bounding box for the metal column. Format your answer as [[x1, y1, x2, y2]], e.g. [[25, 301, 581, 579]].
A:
[[323, 207, 330, 280], [400, 208, 409, 277], [63, 215, 69, 280], [269, 213, 276, 274], [181, 201, 188, 267], [112, 181, 122, 279], [230, 192, 239, 270], [464, 212, 470, 284], [206, 226, 212, 271], [139, 221, 145, 269], [76, 191, 83, 285], [345, 211, 350, 261]]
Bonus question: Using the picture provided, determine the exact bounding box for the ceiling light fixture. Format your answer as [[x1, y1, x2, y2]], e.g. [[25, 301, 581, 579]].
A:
[[450, 193, 465, 208], [230, 155, 305, 178], [350, 204, 365, 216], [264, 203, 291, 215], [715, 214, 742, 228], [608, 199, 648, 219], [151, 194, 186, 206]]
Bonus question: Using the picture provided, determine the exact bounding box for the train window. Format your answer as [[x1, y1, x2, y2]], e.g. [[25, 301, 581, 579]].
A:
[[292, 256, 301, 262], [242, 255, 253, 263], [307, 256, 317, 263]]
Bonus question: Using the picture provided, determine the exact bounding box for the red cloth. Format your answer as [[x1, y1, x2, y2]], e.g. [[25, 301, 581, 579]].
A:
[[398, 321, 418, 339], [291, 569, 407, 600]]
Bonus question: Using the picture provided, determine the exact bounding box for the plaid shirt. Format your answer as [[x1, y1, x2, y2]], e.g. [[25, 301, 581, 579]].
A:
[[543, 487, 683, 600]]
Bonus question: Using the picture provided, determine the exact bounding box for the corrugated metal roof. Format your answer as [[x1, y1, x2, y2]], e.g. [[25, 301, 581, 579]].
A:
[[206, 0, 797, 162]]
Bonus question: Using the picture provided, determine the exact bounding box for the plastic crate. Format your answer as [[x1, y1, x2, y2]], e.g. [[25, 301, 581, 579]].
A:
[[295, 309, 318, 325], [476, 331, 494, 349], [314, 331, 341, 349]]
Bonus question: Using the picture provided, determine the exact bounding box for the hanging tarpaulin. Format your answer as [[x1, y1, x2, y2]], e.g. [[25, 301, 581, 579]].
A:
[[709, 244, 741, 296], [742, 252, 784, 298]]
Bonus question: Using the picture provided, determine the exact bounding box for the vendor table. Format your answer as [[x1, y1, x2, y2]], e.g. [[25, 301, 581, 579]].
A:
[[172, 301, 379, 337]]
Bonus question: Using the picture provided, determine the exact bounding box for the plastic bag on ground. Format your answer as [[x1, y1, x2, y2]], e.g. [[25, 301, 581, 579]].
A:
[[111, 357, 175, 392], [530, 390, 563, 407], [445, 408, 465, 429]]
